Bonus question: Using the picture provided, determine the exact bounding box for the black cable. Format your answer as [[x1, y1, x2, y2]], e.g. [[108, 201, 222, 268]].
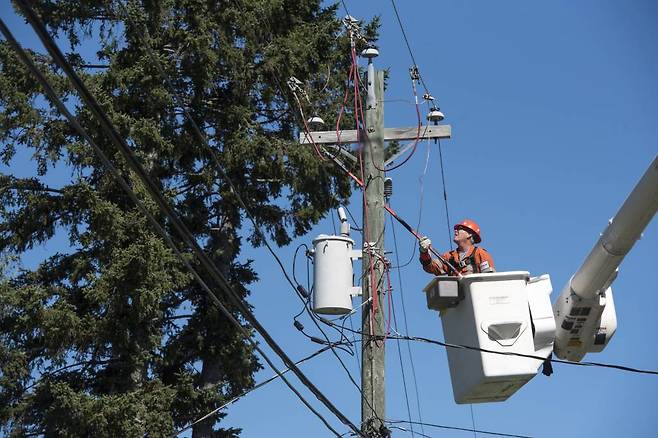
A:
[[347, 312, 361, 370], [404, 335, 658, 376], [386, 425, 432, 438], [470, 405, 477, 438], [437, 139, 452, 249], [390, 208, 426, 434], [386, 420, 533, 438], [293, 243, 311, 295], [342, 203, 363, 231], [340, 0, 351, 17], [332, 325, 658, 376], [174, 344, 337, 436], [389, 0, 431, 95], [387, 141, 429, 270], [390, 286, 416, 437], [6, 6, 361, 436]]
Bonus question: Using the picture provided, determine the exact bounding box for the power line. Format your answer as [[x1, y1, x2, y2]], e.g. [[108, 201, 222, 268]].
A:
[[399, 333, 658, 375], [389, 0, 431, 95], [437, 139, 453, 249], [5, 4, 361, 436], [388, 140, 431, 270], [174, 345, 336, 437], [389, 210, 426, 435], [386, 419, 533, 438], [328, 323, 658, 377], [340, 0, 351, 17], [470, 405, 477, 438], [390, 279, 416, 437]]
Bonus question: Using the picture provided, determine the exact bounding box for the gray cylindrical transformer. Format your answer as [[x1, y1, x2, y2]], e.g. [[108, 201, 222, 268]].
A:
[[312, 234, 355, 315]]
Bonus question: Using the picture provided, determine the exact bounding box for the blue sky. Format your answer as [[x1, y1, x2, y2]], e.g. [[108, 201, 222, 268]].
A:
[[2, 1, 658, 437]]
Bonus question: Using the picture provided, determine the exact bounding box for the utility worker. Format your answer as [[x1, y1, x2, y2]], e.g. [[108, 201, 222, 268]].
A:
[[418, 219, 495, 276]]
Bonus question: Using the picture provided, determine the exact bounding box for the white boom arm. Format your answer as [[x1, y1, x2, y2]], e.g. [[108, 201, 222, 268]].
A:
[[553, 154, 658, 361]]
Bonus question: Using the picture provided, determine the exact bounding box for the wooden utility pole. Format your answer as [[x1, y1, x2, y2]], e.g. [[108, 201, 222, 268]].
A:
[[361, 59, 386, 435], [299, 49, 451, 437]]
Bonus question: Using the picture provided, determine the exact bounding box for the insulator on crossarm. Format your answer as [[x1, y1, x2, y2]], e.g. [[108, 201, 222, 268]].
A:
[[307, 115, 325, 129], [427, 106, 445, 123]]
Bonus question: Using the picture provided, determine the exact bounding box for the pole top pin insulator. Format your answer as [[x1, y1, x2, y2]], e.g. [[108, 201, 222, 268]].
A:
[[361, 46, 379, 59], [427, 107, 445, 123]]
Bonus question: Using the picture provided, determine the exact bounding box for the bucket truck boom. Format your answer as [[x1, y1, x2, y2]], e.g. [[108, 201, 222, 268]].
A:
[[553, 154, 658, 361]]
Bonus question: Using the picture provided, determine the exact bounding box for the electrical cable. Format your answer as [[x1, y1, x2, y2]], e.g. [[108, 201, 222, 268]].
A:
[[335, 61, 355, 156], [292, 243, 311, 292], [389, 277, 415, 437], [388, 139, 430, 270], [4, 7, 361, 436], [389, 211, 426, 434], [340, 0, 351, 17], [284, 18, 461, 276], [386, 425, 432, 438], [371, 76, 424, 172], [342, 203, 363, 231], [174, 344, 338, 437], [347, 312, 361, 370], [389, 0, 431, 96], [437, 139, 453, 249], [386, 419, 533, 438], [470, 405, 477, 438], [327, 324, 658, 376]]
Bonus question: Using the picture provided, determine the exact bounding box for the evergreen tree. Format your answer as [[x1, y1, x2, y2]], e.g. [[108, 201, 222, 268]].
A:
[[0, 1, 377, 436]]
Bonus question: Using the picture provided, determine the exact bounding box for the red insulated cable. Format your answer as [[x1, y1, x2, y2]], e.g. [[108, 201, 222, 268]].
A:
[[367, 79, 423, 172], [335, 61, 355, 146]]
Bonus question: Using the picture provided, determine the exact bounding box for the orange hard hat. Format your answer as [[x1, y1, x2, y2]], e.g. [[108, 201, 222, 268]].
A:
[[454, 219, 482, 243]]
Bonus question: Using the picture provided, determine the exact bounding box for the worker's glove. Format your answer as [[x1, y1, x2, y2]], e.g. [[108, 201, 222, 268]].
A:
[[419, 236, 431, 253]]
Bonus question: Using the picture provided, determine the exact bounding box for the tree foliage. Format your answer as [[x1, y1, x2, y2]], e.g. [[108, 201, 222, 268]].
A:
[[0, 1, 378, 436]]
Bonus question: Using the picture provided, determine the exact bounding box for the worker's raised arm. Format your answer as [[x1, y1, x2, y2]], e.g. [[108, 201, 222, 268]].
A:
[[418, 236, 451, 275]]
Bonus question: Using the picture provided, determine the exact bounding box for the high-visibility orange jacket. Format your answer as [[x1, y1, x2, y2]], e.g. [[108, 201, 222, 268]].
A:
[[419, 246, 495, 276]]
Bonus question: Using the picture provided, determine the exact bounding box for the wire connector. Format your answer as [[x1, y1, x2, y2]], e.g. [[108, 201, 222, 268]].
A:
[[296, 284, 311, 299], [409, 65, 420, 82], [310, 336, 325, 345], [342, 15, 368, 45], [287, 76, 310, 103]]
